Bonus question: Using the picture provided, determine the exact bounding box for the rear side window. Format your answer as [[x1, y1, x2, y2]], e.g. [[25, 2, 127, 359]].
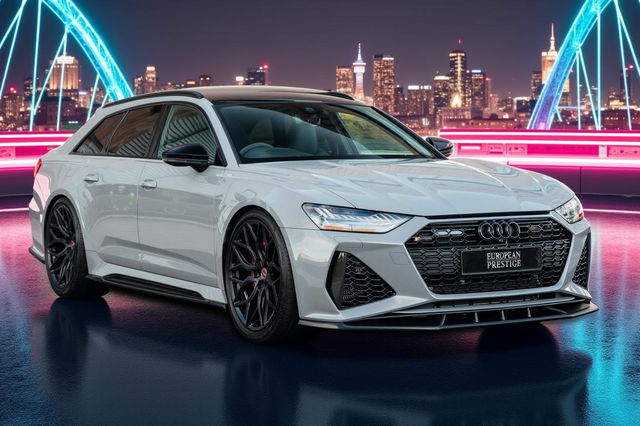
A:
[[75, 113, 124, 154], [107, 105, 163, 157]]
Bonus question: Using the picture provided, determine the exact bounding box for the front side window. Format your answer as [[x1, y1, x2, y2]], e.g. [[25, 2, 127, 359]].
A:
[[216, 102, 436, 163], [156, 105, 218, 162], [75, 113, 124, 154], [107, 105, 163, 157]]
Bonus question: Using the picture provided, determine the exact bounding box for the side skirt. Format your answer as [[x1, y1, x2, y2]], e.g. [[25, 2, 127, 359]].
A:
[[88, 274, 226, 308]]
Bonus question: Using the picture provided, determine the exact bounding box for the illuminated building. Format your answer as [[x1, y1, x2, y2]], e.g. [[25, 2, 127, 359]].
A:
[[199, 74, 213, 87], [133, 75, 144, 95], [48, 55, 80, 99], [373, 54, 396, 113], [448, 49, 468, 107], [245, 66, 268, 86], [185, 79, 197, 88], [0, 87, 22, 126], [620, 66, 636, 106], [439, 106, 471, 128], [469, 69, 488, 118], [352, 43, 366, 101], [394, 86, 406, 115], [235, 76, 245, 86], [335, 65, 354, 96], [433, 74, 452, 114], [23, 77, 41, 99], [531, 71, 542, 100], [541, 24, 569, 105], [144, 65, 158, 93], [406, 85, 433, 117]]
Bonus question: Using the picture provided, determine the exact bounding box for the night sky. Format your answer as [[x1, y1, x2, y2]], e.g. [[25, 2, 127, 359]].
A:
[[2, 0, 640, 97]]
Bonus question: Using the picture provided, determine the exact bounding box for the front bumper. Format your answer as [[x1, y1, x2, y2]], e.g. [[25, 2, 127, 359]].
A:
[[283, 211, 596, 329]]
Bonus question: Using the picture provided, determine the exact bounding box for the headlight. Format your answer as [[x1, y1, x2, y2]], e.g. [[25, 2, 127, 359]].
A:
[[302, 204, 410, 233], [555, 196, 584, 224]]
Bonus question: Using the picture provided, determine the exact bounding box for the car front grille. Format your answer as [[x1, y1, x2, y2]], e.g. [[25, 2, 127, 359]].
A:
[[405, 218, 573, 295], [572, 235, 591, 288], [327, 252, 395, 309]]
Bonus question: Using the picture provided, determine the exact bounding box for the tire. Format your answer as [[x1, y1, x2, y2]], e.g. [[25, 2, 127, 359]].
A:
[[224, 209, 300, 344], [44, 198, 110, 298]]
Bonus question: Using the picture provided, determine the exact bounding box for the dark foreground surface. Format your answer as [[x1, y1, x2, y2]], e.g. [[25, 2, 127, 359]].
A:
[[1, 196, 639, 425]]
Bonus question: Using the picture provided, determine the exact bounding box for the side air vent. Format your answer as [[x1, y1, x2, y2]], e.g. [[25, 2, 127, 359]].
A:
[[572, 235, 591, 288], [327, 252, 395, 309]]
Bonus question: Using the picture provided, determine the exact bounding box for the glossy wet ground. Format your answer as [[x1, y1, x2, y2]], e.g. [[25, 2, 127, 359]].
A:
[[1, 196, 639, 425]]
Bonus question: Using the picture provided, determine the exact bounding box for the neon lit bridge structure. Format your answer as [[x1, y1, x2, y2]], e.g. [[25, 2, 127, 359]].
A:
[[530, 0, 640, 130], [0, 0, 132, 132]]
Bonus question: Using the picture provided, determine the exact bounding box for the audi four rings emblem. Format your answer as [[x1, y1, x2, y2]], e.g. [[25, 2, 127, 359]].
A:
[[478, 221, 521, 241]]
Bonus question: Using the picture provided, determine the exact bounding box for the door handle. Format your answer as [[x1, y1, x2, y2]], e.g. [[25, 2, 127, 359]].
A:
[[141, 179, 157, 189], [83, 173, 99, 183]]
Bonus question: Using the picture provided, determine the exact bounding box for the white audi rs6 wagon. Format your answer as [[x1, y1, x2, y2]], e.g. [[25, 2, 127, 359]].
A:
[[29, 86, 597, 343]]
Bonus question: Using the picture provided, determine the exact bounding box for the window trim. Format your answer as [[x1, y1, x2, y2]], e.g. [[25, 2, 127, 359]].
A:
[[149, 101, 227, 167]]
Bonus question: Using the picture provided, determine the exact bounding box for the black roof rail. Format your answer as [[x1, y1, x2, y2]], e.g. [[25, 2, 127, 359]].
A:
[[323, 91, 355, 100], [104, 90, 205, 108]]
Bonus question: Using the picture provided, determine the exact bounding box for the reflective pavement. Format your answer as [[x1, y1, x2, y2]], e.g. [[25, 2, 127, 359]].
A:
[[0, 196, 639, 425]]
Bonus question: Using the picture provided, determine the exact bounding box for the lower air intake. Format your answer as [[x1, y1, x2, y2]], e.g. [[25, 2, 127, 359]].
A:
[[327, 252, 395, 309]]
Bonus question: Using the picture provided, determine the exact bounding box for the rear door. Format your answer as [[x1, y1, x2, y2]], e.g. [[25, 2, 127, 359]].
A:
[[137, 103, 225, 286], [82, 104, 164, 269]]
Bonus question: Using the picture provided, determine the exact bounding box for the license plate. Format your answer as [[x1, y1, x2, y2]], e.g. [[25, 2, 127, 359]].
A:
[[461, 247, 542, 275]]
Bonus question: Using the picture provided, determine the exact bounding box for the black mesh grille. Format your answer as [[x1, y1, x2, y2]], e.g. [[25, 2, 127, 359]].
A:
[[572, 236, 591, 288], [328, 253, 395, 309], [405, 218, 572, 295]]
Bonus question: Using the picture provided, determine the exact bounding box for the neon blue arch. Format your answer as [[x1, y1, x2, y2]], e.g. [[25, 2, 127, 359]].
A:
[[43, 0, 132, 101], [529, 0, 612, 129]]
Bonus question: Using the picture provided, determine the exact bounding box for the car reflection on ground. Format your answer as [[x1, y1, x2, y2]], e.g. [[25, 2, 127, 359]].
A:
[[32, 297, 592, 425]]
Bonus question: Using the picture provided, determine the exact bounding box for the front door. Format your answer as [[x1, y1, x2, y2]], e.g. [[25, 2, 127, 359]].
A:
[[137, 104, 225, 286]]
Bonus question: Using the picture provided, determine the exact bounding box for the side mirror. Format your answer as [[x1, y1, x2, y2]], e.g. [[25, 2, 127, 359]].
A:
[[161, 144, 210, 172], [428, 137, 454, 157]]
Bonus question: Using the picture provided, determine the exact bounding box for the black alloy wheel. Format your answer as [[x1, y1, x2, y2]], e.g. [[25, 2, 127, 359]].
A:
[[44, 198, 109, 298], [225, 210, 299, 343]]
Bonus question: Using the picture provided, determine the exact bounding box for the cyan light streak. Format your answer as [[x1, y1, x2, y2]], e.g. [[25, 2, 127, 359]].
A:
[[578, 49, 600, 129], [29, 0, 43, 131], [32, 33, 66, 117], [87, 74, 100, 121], [55, 28, 68, 131], [0, 0, 27, 102], [614, 0, 632, 130]]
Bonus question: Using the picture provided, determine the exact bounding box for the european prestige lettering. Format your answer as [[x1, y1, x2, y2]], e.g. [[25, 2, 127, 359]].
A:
[[486, 251, 522, 269]]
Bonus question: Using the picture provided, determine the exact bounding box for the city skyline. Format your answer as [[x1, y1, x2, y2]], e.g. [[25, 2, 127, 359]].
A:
[[2, 0, 626, 98]]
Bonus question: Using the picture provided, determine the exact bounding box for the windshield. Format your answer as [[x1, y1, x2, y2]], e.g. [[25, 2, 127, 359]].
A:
[[215, 102, 438, 163]]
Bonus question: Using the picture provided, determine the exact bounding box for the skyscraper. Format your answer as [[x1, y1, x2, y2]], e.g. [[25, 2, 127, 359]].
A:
[[245, 66, 268, 86], [393, 86, 406, 116], [541, 24, 569, 103], [469, 69, 488, 118], [336, 65, 354, 96], [531, 71, 542, 100], [406, 85, 433, 117], [352, 44, 366, 101], [48, 55, 80, 99], [133, 75, 144, 95], [448, 49, 468, 107], [433, 75, 452, 112], [144, 66, 158, 93], [372, 54, 395, 113], [620, 65, 636, 106]]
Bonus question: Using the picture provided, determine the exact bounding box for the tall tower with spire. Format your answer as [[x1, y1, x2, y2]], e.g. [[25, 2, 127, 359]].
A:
[[541, 23, 570, 97], [352, 43, 366, 101]]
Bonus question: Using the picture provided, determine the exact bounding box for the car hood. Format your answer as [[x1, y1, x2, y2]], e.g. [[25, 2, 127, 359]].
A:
[[239, 158, 573, 217]]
